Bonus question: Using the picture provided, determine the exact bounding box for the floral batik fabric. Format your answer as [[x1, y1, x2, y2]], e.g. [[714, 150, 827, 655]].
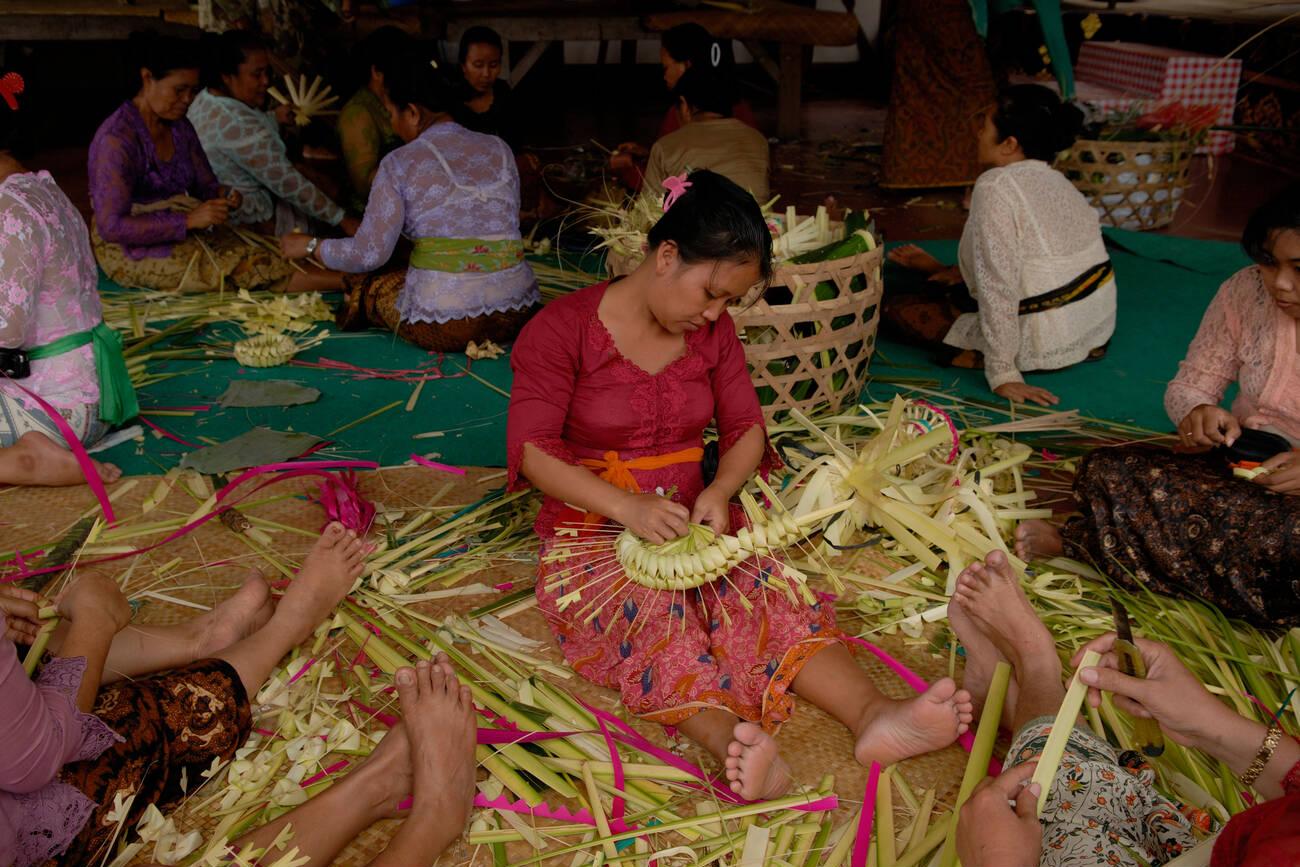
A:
[[1006, 717, 1209, 867], [507, 283, 839, 732], [1062, 445, 1300, 629]]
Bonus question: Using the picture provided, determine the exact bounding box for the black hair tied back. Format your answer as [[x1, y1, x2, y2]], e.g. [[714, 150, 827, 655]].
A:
[[1241, 182, 1300, 264], [200, 30, 268, 90], [385, 51, 455, 117], [647, 169, 774, 285], [991, 83, 1084, 162]]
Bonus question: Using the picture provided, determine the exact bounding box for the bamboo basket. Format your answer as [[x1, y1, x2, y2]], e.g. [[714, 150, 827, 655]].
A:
[[737, 245, 884, 421], [1055, 137, 1194, 231]]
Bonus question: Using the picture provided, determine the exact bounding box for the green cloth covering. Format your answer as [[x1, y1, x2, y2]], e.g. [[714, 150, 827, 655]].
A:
[[409, 237, 526, 273], [968, 0, 1074, 98], [28, 321, 139, 426], [870, 228, 1250, 431]]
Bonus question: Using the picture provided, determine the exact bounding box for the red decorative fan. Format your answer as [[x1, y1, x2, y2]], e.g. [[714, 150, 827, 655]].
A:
[[0, 73, 25, 111]]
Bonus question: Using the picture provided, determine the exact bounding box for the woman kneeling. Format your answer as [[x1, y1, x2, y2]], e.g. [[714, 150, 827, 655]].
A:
[[283, 53, 538, 353]]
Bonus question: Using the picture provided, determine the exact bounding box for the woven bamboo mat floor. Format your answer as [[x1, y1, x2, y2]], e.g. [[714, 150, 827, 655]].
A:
[[0, 470, 971, 866]]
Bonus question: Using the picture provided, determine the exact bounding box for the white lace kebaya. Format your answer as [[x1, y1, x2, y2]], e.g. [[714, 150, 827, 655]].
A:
[[948, 159, 1117, 390], [318, 122, 538, 325], [188, 88, 344, 232]]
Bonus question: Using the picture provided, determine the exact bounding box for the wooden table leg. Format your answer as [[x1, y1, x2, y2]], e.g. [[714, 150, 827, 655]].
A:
[[778, 42, 802, 140]]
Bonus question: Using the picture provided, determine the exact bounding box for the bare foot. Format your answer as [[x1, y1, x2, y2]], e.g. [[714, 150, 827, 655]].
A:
[[854, 679, 974, 768], [397, 660, 478, 855], [0, 431, 122, 487], [886, 243, 946, 275], [949, 588, 1018, 729], [724, 722, 792, 800], [194, 573, 275, 657], [1014, 520, 1064, 561], [952, 551, 1056, 677], [272, 523, 366, 643], [358, 722, 414, 818]]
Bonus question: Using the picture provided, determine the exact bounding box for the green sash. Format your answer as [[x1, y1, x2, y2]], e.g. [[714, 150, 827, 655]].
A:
[[27, 322, 139, 426], [409, 237, 525, 274]]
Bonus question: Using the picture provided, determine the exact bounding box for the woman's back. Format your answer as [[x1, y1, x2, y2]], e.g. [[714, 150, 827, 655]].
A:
[[0, 172, 102, 408], [967, 159, 1102, 261]]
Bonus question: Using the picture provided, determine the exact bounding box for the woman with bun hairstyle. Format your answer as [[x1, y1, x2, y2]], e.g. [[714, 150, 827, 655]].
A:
[[88, 32, 297, 293], [508, 169, 973, 802], [887, 84, 1117, 407]]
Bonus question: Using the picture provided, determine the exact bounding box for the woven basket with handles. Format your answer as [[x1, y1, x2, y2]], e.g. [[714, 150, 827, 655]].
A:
[[1055, 137, 1194, 231], [605, 226, 884, 421]]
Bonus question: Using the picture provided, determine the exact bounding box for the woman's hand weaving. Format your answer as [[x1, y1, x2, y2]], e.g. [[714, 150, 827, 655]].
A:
[[690, 486, 731, 534], [1255, 451, 1300, 495], [1178, 404, 1241, 448], [614, 492, 690, 544]]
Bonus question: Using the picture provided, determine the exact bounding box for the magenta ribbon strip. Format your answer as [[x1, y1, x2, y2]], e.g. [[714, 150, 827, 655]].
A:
[[1, 459, 379, 585], [597, 717, 627, 821], [851, 762, 882, 867], [7, 380, 115, 524], [139, 415, 199, 447], [409, 454, 468, 476]]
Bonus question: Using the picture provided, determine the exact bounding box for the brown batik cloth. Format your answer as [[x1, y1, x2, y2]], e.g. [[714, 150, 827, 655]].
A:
[[1061, 445, 1300, 629], [47, 659, 252, 866], [879, 0, 997, 189], [338, 269, 537, 353]]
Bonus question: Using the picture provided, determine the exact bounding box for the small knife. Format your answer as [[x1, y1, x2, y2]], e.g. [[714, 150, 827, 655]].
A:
[[1112, 597, 1165, 757]]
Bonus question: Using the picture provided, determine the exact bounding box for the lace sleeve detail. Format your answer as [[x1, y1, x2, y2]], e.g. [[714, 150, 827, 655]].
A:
[[711, 313, 779, 477], [36, 657, 123, 762], [318, 158, 403, 273], [0, 188, 41, 347], [506, 305, 583, 491], [965, 180, 1025, 389], [1164, 270, 1249, 427], [223, 111, 345, 226], [87, 120, 188, 248]]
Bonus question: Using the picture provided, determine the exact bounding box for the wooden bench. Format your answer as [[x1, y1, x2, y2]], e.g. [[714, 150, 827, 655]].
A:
[[0, 1, 198, 40]]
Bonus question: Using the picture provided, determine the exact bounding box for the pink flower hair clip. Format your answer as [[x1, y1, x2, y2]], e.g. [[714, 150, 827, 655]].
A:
[[661, 173, 693, 212], [0, 73, 25, 112]]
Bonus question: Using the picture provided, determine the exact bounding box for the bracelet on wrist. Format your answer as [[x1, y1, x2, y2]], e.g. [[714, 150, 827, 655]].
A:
[[1239, 723, 1284, 788]]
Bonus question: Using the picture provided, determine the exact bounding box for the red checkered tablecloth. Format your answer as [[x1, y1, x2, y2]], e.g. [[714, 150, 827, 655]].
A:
[[1075, 42, 1241, 155]]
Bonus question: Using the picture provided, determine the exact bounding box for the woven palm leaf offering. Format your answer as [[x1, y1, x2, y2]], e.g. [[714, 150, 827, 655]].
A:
[[268, 73, 340, 127]]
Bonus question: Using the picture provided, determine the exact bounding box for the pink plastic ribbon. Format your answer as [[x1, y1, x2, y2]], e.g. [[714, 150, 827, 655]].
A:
[[139, 415, 199, 447], [661, 173, 693, 212], [1, 459, 378, 585], [851, 762, 882, 867], [598, 717, 627, 820], [6, 379, 115, 524], [409, 454, 467, 476]]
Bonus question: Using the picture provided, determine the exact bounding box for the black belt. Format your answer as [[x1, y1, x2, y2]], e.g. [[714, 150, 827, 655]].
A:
[[1018, 260, 1114, 316]]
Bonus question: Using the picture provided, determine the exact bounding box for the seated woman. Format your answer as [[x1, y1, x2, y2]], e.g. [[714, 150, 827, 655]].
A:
[[884, 85, 1117, 407], [453, 26, 517, 148], [189, 31, 358, 241], [508, 169, 972, 801], [281, 54, 538, 353], [1, 84, 131, 488], [641, 67, 770, 203], [1015, 186, 1300, 629], [337, 25, 414, 214], [0, 524, 368, 866], [89, 33, 298, 294], [611, 23, 757, 189], [949, 550, 1299, 867]]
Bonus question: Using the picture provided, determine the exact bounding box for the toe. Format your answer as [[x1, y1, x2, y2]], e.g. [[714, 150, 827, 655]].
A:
[[926, 677, 958, 703], [732, 722, 764, 747], [322, 522, 346, 545], [395, 667, 419, 714]]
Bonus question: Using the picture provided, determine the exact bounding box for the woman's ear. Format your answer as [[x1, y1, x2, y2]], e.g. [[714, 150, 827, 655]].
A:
[[655, 240, 679, 276], [678, 97, 691, 124], [1001, 134, 1023, 159]]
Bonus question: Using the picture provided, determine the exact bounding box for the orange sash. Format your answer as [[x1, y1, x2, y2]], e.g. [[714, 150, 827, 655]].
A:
[[574, 447, 703, 525]]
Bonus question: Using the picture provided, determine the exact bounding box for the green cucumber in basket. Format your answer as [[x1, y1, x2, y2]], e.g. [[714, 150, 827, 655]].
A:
[[788, 214, 877, 265]]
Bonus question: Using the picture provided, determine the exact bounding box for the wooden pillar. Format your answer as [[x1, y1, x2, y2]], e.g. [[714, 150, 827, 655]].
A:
[[777, 41, 802, 140]]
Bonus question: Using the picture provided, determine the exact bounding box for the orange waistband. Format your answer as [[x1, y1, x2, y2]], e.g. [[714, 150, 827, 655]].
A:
[[579, 447, 704, 495]]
